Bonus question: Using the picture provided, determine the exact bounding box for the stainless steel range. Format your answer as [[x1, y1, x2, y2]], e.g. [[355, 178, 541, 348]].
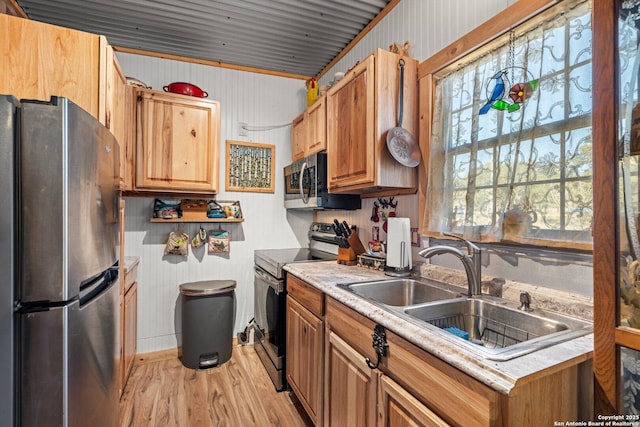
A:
[[253, 223, 339, 391]]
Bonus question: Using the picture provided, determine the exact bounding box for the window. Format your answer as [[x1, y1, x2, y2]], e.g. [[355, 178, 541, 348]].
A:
[[425, 0, 593, 249]]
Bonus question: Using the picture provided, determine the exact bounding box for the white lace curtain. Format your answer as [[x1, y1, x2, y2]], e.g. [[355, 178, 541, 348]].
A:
[[425, 0, 593, 249]]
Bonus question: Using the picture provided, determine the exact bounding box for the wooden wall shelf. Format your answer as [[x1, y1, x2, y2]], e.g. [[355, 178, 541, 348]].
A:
[[151, 199, 243, 223], [150, 217, 244, 223]]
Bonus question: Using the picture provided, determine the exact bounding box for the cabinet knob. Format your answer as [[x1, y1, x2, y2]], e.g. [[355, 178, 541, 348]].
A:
[[191, 129, 197, 137]]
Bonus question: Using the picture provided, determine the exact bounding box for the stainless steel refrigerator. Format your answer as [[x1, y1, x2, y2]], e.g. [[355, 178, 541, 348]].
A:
[[0, 95, 121, 426]]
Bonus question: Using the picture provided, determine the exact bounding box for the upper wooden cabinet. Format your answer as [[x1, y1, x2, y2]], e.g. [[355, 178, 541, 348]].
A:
[[134, 88, 221, 194], [326, 49, 418, 196], [291, 95, 326, 162], [306, 96, 327, 156], [291, 112, 307, 161], [0, 14, 102, 119], [0, 15, 134, 189], [101, 42, 136, 190]]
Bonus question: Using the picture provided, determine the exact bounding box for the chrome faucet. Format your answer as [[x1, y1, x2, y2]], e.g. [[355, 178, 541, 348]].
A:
[[418, 233, 482, 296]]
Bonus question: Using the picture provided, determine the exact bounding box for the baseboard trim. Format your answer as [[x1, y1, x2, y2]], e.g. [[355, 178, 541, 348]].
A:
[[134, 338, 247, 366]]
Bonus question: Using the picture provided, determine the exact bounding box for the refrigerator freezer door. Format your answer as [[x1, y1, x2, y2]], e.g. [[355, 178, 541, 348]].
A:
[[18, 270, 119, 427], [69, 272, 119, 427], [18, 97, 120, 303], [18, 303, 69, 426]]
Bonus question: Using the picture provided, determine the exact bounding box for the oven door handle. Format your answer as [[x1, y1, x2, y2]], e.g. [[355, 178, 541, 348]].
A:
[[254, 267, 284, 294]]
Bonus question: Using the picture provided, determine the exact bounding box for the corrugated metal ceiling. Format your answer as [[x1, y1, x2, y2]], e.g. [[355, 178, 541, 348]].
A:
[[15, 0, 394, 78]]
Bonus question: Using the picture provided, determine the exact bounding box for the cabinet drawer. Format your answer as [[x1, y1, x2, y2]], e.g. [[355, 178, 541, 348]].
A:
[[124, 263, 138, 294], [287, 274, 324, 317]]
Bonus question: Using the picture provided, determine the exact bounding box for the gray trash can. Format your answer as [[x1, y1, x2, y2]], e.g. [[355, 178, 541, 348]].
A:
[[179, 280, 236, 369]]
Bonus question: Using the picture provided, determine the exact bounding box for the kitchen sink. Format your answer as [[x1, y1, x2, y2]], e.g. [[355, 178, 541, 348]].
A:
[[337, 278, 592, 361], [338, 278, 462, 307], [403, 297, 593, 360]]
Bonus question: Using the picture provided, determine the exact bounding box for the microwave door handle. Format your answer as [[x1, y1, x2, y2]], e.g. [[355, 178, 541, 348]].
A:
[[299, 161, 309, 204]]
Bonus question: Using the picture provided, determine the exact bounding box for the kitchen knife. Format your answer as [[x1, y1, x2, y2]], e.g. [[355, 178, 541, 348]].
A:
[[338, 236, 351, 248], [333, 219, 344, 236], [342, 221, 351, 236]]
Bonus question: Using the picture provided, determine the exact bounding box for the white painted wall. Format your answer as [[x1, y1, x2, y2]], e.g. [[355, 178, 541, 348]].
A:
[[118, 53, 314, 352], [316, 0, 518, 245], [120, 0, 592, 354], [317, 0, 593, 297]]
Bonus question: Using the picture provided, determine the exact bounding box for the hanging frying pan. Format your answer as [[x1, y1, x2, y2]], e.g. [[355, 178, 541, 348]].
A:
[[386, 58, 421, 167]]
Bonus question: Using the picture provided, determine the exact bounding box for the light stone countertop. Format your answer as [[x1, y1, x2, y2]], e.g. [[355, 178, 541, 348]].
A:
[[283, 261, 593, 395], [123, 256, 140, 273]]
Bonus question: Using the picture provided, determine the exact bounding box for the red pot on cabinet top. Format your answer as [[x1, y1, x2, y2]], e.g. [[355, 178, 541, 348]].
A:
[[163, 82, 208, 98]]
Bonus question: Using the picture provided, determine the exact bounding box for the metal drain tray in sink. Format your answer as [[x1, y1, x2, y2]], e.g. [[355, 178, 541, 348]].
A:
[[403, 297, 592, 361]]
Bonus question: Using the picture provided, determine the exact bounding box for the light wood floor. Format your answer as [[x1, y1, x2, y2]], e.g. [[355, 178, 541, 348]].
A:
[[119, 345, 313, 427]]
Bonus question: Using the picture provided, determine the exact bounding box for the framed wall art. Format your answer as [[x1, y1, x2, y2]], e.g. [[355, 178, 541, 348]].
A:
[[225, 140, 275, 193]]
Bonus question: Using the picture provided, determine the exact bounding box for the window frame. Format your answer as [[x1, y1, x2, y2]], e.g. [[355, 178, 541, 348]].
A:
[[417, 0, 593, 251]]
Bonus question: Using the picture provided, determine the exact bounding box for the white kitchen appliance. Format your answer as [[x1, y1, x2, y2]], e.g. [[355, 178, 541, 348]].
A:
[[385, 217, 412, 277]]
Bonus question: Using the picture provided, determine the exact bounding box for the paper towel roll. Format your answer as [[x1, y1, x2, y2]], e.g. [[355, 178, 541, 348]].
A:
[[386, 217, 412, 269]]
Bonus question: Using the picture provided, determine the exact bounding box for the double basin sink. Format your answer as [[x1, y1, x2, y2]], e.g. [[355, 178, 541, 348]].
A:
[[337, 278, 592, 361]]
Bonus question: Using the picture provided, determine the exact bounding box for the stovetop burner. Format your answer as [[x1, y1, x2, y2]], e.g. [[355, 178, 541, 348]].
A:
[[253, 223, 339, 279], [254, 247, 336, 279]]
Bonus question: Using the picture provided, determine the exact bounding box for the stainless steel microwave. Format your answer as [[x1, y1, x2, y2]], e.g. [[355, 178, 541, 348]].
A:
[[284, 152, 361, 210]]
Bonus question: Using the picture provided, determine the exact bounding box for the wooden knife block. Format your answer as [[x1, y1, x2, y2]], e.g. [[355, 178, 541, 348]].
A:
[[337, 233, 367, 266]]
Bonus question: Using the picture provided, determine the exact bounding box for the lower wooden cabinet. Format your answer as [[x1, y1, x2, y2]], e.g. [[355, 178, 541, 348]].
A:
[[286, 275, 590, 426], [119, 260, 138, 397], [123, 281, 137, 387], [324, 331, 377, 427], [378, 375, 448, 427], [287, 296, 323, 423]]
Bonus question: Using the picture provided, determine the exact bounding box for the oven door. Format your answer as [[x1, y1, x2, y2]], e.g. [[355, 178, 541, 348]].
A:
[[253, 266, 286, 390]]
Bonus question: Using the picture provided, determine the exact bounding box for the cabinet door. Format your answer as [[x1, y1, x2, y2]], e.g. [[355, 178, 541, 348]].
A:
[[0, 14, 101, 118], [326, 55, 376, 191], [101, 44, 133, 190], [291, 112, 307, 161], [325, 331, 377, 427], [378, 375, 448, 427], [286, 296, 323, 425], [135, 89, 220, 193], [123, 281, 137, 387], [306, 96, 326, 155]]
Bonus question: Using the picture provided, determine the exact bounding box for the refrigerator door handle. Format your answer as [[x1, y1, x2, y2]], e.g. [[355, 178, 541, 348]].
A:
[[79, 265, 119, 307]]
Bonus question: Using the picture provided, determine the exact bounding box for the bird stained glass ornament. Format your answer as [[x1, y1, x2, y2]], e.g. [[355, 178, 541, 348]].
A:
[[478, 67, 538, 115], [478, 32, 538, 115]]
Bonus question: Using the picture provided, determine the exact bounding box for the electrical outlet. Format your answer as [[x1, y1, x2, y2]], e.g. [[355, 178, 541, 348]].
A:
[[238, 122, 248, 137], [237, 330, 250, 345]]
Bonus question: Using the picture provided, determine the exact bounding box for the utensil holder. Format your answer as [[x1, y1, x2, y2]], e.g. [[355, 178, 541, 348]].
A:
[[337, 233, 366, 266]]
